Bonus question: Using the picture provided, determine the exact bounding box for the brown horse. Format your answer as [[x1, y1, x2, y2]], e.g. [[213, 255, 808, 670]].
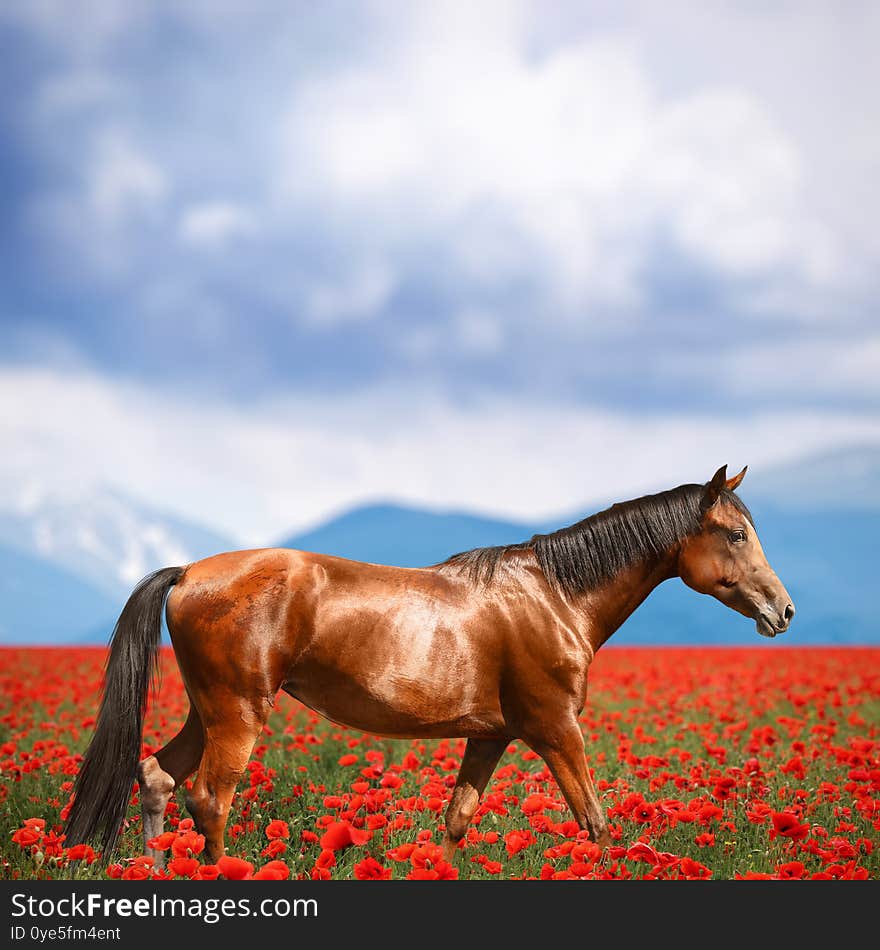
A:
[[64, 464, 794, 867]]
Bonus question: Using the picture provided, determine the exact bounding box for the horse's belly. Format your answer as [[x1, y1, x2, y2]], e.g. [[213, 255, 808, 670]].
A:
[[283, 656, 505, 740], [281, 579, 508, 739]]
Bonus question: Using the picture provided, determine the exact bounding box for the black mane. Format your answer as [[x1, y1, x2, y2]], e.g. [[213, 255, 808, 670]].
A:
[[439, 483, 752, 597]]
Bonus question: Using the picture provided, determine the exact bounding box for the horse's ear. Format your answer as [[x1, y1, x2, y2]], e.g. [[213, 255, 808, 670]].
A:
[[701, 464, 728, 511], [725, 465, 747, 492]]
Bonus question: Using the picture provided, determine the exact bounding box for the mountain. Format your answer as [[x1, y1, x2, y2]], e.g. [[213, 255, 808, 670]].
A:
[[2, 444, 877, 645], [280, 502, 530, 569], [0, 484, 234, 599], [0, 483, 235, 643], [0, 540, 119, 644]]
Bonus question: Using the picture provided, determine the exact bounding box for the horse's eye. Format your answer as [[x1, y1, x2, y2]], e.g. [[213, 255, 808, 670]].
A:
[[729, 529, 747, 544]]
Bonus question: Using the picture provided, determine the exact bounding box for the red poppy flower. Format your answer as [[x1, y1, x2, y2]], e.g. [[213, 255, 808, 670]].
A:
[[66, 844, 96, 864], [12, 827, 42, 848], [254, 860, 290, 880], [168, 856, 200, 878], [354, 857, 393, 880], [504, 830, 536, 856], [146, 831, 177, 852], [410, 843, 445, 869], [171, 831, 205, 857], [679, 857, 712, 879], [627, 842, 660, 865], [771, 812, 810, 841], [406, 861, 458, 880], [698, 803, 723, 825], [338, 754, 358, 766], [553, 820, 581, 838], [261, 839, 287, 858], [265, 819, 290, 840], [572, 841, 602, 864], [521, 794, 549, 816], [386, 843, 417, 862], [217, 856, 254, 880], [319, 820, 372, 851]]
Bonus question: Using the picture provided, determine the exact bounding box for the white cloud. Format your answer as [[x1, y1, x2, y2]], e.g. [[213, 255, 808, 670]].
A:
[[303, 261, 396, 326], [1, 367, 877, 544], [644, 89, 816, 277], [26, 128, 168, 277], [88, 130, 167, 224], [15, 0, 878, 340], [36, 69, 121, 114], [0, 0, 148, 56], [178, 201, 257, 248], [277, 6, 843, 315], [717, 337, 880, 398], [454, 309, 504, 355]]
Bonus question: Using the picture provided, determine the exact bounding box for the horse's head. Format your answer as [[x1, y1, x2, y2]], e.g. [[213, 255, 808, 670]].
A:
[[678, 465, 795, 638]]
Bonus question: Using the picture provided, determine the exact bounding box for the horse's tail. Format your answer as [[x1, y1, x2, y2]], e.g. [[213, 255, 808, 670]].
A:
[[64, 565, 185, 856]]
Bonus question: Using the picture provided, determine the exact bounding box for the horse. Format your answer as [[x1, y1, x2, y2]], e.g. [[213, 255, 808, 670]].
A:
[[64, 464, 795, 868]]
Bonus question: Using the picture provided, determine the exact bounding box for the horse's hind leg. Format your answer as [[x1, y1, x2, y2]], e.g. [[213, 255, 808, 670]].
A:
[[441, 737, 507, 864], [139, 705, 204, 867], [185, 697, 271, 865]]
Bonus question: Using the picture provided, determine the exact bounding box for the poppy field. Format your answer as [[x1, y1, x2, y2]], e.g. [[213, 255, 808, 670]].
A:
[[1, 646, 878, 881]]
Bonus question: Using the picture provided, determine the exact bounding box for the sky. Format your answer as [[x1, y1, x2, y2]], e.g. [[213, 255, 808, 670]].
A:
[[1, 0, 878, 542]]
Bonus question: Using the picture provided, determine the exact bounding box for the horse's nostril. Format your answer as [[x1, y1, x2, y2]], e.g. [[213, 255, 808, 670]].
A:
[[784, 603, 795, 622]]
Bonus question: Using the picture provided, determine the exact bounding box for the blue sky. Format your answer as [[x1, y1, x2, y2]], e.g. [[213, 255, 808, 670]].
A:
[[1, 1, 878, 541]]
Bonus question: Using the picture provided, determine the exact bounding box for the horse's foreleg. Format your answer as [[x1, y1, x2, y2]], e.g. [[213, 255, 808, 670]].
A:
[[528, 719, 610, 849], [139, 705, 204, 867], [186, 698, 270, 866], [441, 737, 507, 864]]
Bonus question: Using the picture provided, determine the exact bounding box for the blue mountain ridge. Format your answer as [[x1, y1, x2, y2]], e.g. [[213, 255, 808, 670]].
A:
[[2, 445, 878, 645], [0, 541, 120, 645]]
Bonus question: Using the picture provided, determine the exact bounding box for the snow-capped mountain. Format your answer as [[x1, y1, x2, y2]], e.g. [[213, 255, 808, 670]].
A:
[[0, 482, 234, 600]]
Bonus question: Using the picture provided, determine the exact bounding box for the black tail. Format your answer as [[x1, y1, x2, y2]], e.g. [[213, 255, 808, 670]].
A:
[[64, 566, 185, 856]]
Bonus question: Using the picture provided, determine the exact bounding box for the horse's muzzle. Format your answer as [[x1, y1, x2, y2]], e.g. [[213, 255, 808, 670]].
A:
[[756, 602, 795, 638]]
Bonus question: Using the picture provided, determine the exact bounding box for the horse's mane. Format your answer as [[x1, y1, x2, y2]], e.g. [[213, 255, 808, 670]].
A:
[[439, 483, 753, 597]]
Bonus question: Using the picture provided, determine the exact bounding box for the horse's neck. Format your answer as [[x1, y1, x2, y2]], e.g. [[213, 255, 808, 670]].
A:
[[581, 548, 680, 652]]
